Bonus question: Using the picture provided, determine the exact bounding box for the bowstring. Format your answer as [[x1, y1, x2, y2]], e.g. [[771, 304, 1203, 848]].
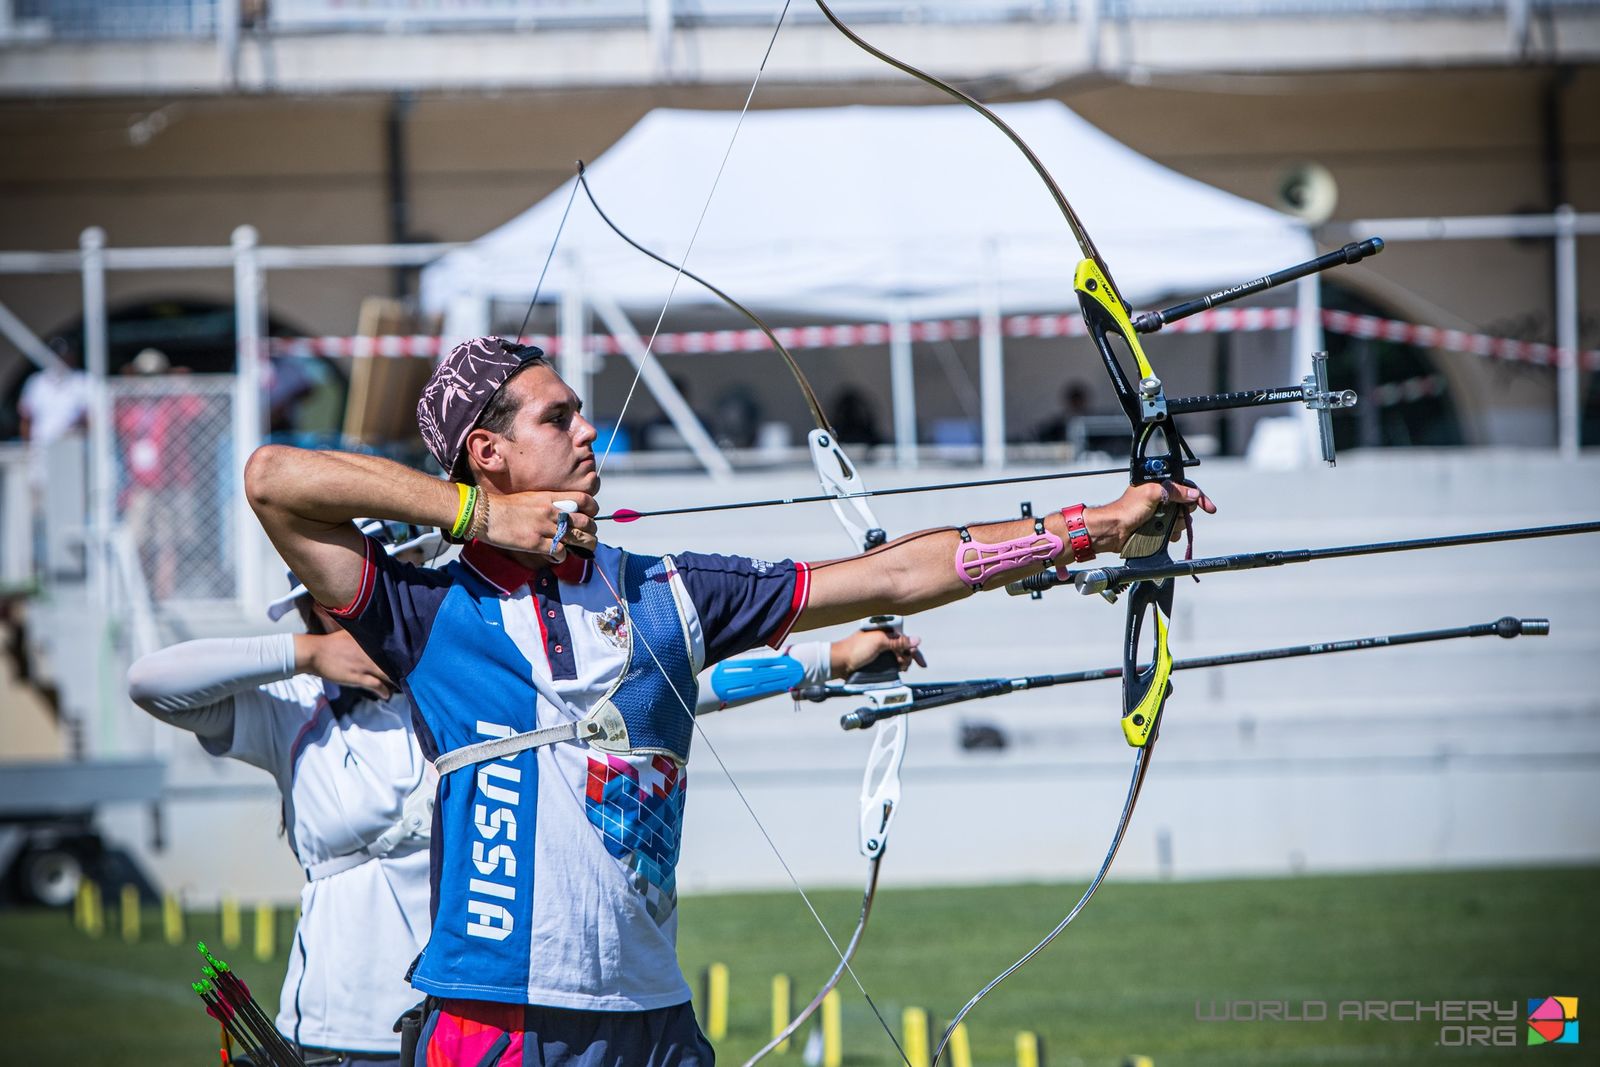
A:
[[517, 178, 582, 341], [588, 563, 912, 1066], [596, 1, 798, 473], [562, 1, 911, 1060]]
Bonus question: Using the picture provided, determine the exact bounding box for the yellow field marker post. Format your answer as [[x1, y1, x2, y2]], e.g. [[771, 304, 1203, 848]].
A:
[[220, 896, 241, 949], [821, 989, 842, 1067], [88, 882, 104, 937], [73, 881, 88, 933], [947, 1021, 973, 1067], [120, 884, 140, 942], [1122, 1057, 1154, 1067], [769, 973, 792, 1051], [902, 1007, 931, 1067], [1016, 1030, 1044, 1067], [254, 902, 276, 961], [163, 894, 184, 945], [702, 962, 729, 1041]]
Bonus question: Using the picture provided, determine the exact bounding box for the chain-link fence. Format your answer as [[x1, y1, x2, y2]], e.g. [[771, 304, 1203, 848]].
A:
[[106, 375, 236, 603], [8, 0, 218, 39]]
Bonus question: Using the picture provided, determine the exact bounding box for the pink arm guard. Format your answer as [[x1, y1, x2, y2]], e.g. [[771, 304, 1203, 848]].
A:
[[953, 529, 1064, 590]]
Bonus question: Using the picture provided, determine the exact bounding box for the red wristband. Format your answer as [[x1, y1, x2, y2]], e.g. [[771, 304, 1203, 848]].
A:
[[1059, 504, 1095, 564]]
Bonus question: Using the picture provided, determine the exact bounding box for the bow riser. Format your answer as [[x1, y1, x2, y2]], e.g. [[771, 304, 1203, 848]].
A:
[[1074, 260, 1189, 562], [1120, 578, 1174, 748]]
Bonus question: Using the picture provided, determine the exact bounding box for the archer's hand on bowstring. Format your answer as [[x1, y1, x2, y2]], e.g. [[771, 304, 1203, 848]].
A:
[[478, 490, 600, 563], [830, 629, 927, 678], [1095, 481, 1217, 550]]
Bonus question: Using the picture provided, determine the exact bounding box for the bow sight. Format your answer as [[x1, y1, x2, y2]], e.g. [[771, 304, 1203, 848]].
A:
[[1101, 238, 1379, 489]]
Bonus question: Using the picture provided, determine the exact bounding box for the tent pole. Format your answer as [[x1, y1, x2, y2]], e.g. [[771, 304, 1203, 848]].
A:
[[890, 302, 917, 471], [560, 255, 590, 411], [979, 245, 1005, 470], [1294, 269, 1325, 465], [1554, 204, 1579, 459], [589, 292, 732, 480]]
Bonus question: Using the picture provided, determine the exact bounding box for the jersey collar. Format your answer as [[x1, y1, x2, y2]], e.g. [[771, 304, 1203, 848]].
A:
[[461, 539, 592, 594]]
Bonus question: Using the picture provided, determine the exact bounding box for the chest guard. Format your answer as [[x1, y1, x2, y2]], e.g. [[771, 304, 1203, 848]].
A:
[[590, 551, 700, 765]]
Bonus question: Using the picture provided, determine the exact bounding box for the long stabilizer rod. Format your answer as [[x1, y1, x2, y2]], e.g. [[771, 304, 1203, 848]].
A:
[[1130, 238, 1385, 334], [1007, 520, 1600, 599], [834, 616, 1547, 730]]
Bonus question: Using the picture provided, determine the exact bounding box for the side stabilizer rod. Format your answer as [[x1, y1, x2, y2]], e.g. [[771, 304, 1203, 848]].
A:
[[833, 616, 1548, 730]]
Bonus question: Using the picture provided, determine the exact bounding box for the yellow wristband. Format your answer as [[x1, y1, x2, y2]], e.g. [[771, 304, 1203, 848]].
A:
[[449, 483, 477, 540]]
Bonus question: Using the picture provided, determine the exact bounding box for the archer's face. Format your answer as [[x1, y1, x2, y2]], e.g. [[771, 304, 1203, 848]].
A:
[[481, 365, 601, 498]]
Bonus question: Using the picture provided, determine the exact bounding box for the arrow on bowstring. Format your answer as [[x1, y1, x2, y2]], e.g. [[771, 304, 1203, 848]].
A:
[[806, 616, 1549, 729], [599, 467, 1125, 524]]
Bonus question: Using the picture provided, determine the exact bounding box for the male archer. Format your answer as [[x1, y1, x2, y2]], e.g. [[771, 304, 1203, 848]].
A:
[[245, 335, 1213, 1065]]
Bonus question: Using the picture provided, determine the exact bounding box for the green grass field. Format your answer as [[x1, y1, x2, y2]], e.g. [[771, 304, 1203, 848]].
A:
[[0, 866, 1591, 1066]]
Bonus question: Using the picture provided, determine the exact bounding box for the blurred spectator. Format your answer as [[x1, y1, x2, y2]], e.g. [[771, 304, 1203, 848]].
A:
[[828, 386, 884, 447], [1033, 380, 1092, 443], [1034, 379, 1123, 455], [711, 384, 764, 449], [17, 341, 88, 493], [116, 349, 201, 598], [268, 355, 346, 445]]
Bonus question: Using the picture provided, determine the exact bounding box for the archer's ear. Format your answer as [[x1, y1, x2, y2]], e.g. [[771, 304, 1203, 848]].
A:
[[462, 427, 506, 479]]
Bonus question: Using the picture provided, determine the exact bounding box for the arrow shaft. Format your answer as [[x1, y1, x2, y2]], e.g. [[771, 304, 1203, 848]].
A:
[[600, 466, 1124, 523]]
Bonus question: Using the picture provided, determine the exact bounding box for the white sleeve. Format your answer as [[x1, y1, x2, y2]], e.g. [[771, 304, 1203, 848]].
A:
[[127, 634, 298, 741], [785, 641, 833, 686]]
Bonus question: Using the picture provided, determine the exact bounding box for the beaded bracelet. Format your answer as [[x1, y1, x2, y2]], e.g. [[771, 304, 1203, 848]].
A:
[[465, 491, 490, 543]]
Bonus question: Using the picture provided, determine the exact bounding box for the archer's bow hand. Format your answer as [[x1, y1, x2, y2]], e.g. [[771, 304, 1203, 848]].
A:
[[1089, 482, 1217, 554], [480, 490, 599, 562], [832, 629, 926, 678]]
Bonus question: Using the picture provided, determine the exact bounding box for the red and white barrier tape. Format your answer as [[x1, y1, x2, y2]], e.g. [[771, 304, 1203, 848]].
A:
[[268, 306, 1597, 370], [1320, 310, 1599, 370]]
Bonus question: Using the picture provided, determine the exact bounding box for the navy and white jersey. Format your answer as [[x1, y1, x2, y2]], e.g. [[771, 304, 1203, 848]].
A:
[[328, 536, 807, 1010]]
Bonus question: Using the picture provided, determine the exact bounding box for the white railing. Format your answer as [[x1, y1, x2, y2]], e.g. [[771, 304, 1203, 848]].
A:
[[0, 0, 1579, 42], [0, 443, 30, 591]]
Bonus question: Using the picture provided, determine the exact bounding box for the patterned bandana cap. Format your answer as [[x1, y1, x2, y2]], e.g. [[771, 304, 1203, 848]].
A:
[[416, 336, 545, 478]]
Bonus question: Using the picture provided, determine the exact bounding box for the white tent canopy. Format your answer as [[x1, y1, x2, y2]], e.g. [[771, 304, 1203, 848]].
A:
[[421, 100, 1314, 321]]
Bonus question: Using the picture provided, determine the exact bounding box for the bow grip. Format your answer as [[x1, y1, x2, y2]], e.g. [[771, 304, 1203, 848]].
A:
[[1120, 499, 1177, 562], [848, 614, 905, 685]]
